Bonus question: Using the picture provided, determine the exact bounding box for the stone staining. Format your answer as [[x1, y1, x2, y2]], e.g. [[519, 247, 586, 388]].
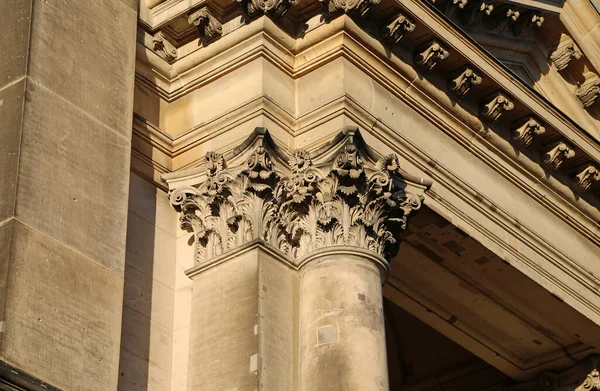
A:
[[448, 67, 482, 96], [320, 0, 380, 18], [414, 40, 450, 71], [512, 11, 544, 37], [480, 92, 514, 122], [459, 2, 494, 27], [575, 369, 600, 391], [485, 5, 519, 33], [169, 131, 424, 264], [571, 165, 600, 193], [543, 141, 575, 171], [575, 72, 600, 108], [381, 13, 416, 44], [152, 32, 177, 62], [550, 35, 583, 71], [511, 117, 545, 147], [188, 7, 223, 43]]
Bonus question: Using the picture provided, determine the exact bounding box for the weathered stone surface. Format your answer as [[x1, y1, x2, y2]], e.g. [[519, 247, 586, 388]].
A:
[[0, 219, 14, 326], [15, 82, 131, 275], [0, 0, 31, 87], [27, 0, 137, 134], [1, 220, 124, 391], [0, 79, 25, 222]]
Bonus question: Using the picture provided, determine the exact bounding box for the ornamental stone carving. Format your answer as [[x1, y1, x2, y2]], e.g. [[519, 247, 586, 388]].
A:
[[448, 66, 482, 96], [237, 0, 300, 18], [414, 40, 450, 71], [543, 141, 575, 171], [480, 92, 514, 122], [381, 13, 416, 44], [512, 11, 544, 37], [431, 0, 468, 18], [166, 128, 430, 265], [485, 5, 519, 33], [576, 72, 600, 108], [188, 7, 223, 42], [320, 0, 380, 17], [152, 32, 177, 62], [511, 117, 545, 146], [575, 369, 600, 390], [550, 35, 582, 71], [459, 2, 493, 27], [572, 165, 600, 193]]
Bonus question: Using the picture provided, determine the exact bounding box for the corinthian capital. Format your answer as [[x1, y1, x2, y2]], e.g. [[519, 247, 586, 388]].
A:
[[165, 128, 431, 266]]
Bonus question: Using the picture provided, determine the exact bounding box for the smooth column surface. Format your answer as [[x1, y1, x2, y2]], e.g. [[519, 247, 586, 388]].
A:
[[298, 249, 389, 391]]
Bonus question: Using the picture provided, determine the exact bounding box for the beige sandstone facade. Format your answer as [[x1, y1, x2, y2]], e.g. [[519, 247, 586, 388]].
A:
[[2, 0, 600, 389]]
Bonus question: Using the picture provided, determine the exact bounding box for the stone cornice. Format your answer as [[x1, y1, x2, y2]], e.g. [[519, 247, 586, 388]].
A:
[[165, 127, 431, 268]]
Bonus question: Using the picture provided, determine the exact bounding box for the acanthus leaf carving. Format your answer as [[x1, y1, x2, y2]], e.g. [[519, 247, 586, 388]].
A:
[[576, 72, 600, 109], [188, 7, 223, 43], [320, 0, 380, 17], [167, 129, 430, 265], [571, 164, 600, 193], [152, 32, 177, 62], [543, 141, 575, 171], [480, 92, 514, 122], [448, 66, 482, 96], [511, 117, 545, 147], [550, 35, 582, 71], [575, 369, 600, 391], [381, 13, 416, 44], [237, 0, 300, 18], [414, 40, 450, 71]]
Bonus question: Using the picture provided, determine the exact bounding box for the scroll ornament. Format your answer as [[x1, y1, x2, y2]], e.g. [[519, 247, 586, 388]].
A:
[[169, 138, 425, 265]]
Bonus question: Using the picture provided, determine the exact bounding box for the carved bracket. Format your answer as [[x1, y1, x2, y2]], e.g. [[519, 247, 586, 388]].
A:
[[188, 7, 223, 43], [237, 0, 300, 19], [320, 0, 380, 17], [459, 2, 494, 27], [575, 72, 600, 109], [165, 128, 431, 265], [485, 5, 519, 33], [381, 13, 416, 44], [550, 35, 582, 71], [575, 369, 600, 391], [543, 141, 575, 171], [480, 92, 514, 122], [512, 10, 544, 37], [414, 40, 450, 71], [152, 32, 177, 62], [571, 164, 600, 193], [511, 117, 545, 147], [448, 66, 482, 96]]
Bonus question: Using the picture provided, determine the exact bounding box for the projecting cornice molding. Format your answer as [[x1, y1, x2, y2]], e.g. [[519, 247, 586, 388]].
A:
[[164, 127, 431, 269]]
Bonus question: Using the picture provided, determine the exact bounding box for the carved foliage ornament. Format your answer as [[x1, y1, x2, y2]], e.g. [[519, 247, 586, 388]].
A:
[[152, 32, 177, 62], [511, 117, 545, 147], [238, 0, 300, 18], [448, 67, 482, 96], [575, 369, 600, 391], [543, 141, 575, 171], [576, 72, 600, 109], [188, 8, 223, 42], [320, 0, 380, 17], [572, 165, 600, 193], [550, 35, 582, 71], [168, 130, 427, 265], [480, 92, 514, 122], [414, 40, 450, 71], [381, 13, 416, 44]]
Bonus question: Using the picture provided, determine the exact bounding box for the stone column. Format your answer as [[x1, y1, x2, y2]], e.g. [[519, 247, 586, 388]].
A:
[[165, 128, 429, 391], [298, 248, 389, 391], [0, 0, 137, 389]]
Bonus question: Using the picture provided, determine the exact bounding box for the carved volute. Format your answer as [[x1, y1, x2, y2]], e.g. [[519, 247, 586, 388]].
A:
[[165, 128, 431, 266]]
